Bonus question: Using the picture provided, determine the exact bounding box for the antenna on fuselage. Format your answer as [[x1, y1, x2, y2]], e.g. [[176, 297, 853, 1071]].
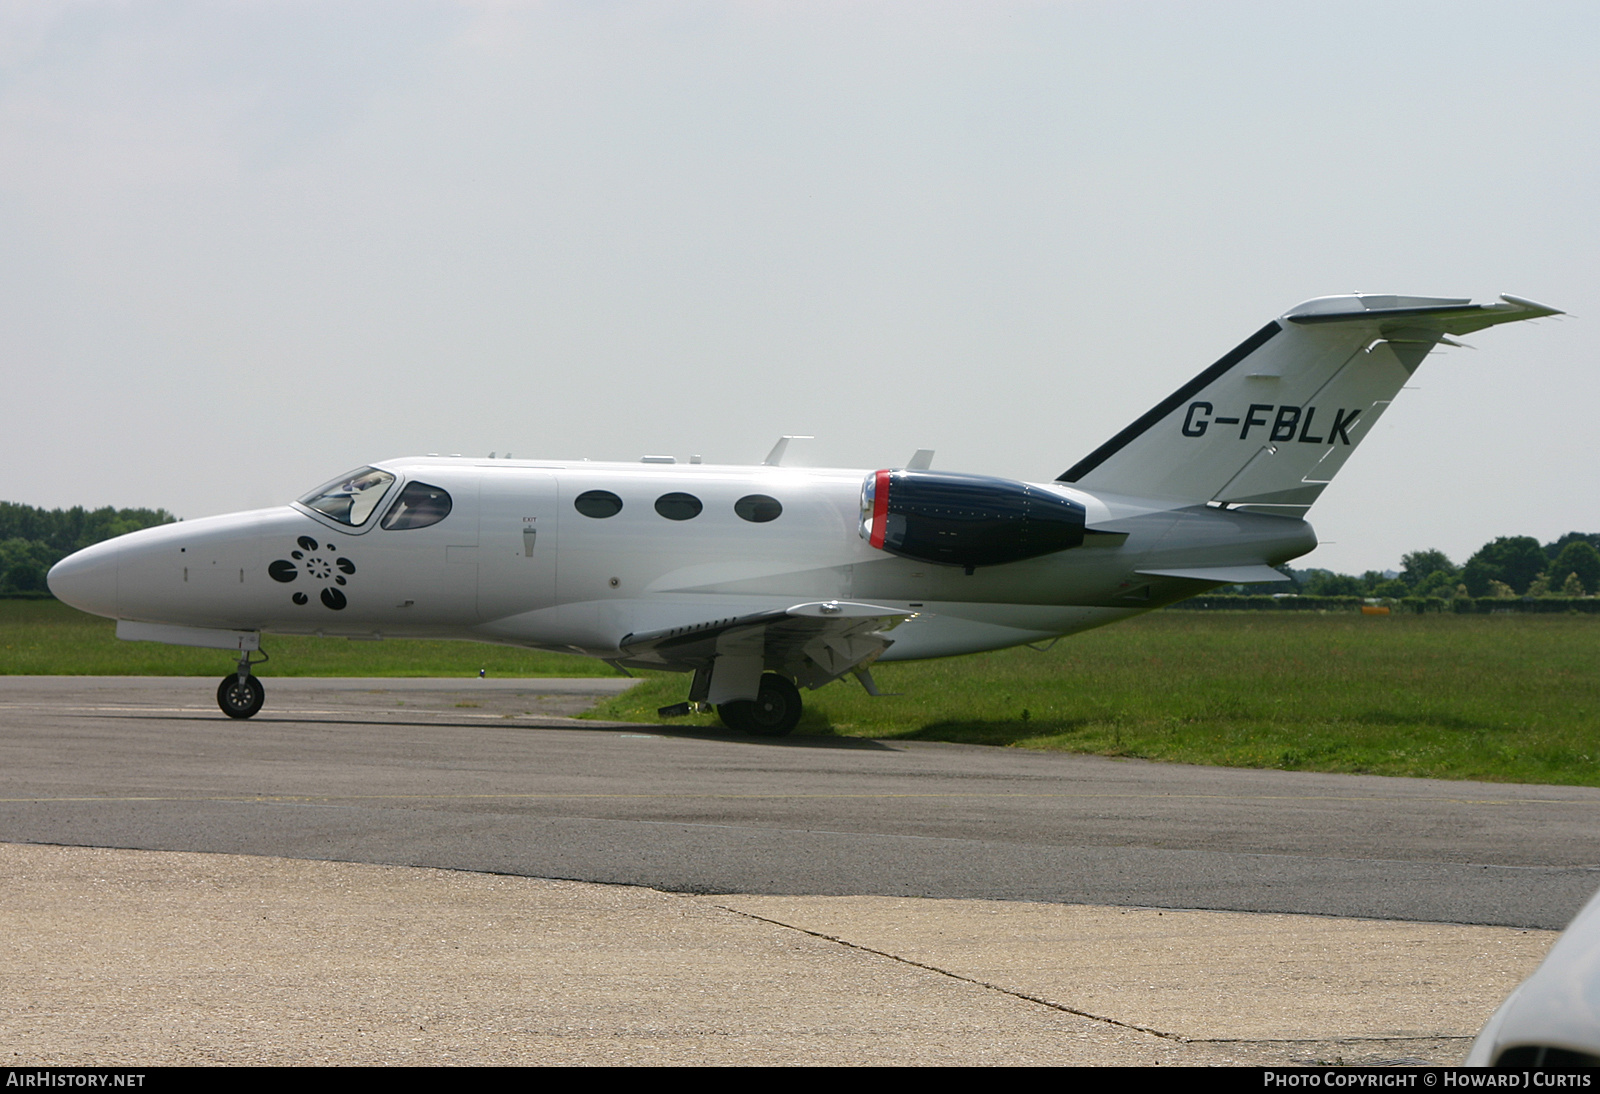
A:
[[763, 435, 814, 466]]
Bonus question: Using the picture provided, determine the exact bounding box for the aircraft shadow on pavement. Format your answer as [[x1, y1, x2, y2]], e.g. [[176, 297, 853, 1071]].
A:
[[114, 711, 905, 750], [901, 717, 1098, 748]]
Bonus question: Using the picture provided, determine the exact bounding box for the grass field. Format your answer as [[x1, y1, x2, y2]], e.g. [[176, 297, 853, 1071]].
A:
[[589, 610, 1600, 786], [0, 598, 614, 678], [4, 599, 1597, 785]]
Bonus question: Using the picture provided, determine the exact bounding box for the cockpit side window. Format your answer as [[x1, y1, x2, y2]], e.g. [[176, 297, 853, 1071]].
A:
[[381, 481, 453, 530], [297, 467, 396, 527]]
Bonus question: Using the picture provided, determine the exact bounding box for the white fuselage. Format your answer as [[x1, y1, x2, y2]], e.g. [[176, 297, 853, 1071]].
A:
[[48, 456, 1317, 666]]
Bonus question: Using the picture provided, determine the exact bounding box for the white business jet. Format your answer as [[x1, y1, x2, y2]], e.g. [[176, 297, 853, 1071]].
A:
[[48, 293, 1558, 733]]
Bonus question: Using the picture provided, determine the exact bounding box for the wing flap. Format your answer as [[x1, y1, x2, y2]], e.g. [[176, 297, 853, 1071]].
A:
[[617, 600, 913, 688]]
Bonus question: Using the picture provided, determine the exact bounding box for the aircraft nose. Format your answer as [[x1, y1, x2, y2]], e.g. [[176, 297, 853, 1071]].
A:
[[47, 539, 121, 619]]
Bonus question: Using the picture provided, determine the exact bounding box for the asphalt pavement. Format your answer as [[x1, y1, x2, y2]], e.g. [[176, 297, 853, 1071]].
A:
[[1, 676, 1592, 1065]]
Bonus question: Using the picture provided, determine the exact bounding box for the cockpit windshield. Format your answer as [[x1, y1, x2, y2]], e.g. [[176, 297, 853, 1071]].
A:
[[296, 467, 396, 527]]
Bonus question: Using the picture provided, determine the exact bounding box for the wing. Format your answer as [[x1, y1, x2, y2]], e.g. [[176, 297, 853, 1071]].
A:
[[616, 600, 913, 693]]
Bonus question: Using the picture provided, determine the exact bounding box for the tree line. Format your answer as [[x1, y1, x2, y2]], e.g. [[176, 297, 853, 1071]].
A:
[[1232, 532, 1600, 600], [0, 501, 176, 595]]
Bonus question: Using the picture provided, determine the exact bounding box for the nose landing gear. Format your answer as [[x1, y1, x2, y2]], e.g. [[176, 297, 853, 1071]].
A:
[[217, 674, 264, 719], [217, 648, 269, 719]]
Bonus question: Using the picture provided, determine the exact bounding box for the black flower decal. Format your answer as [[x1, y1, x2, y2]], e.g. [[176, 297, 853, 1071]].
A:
[[269, 535, 356, 611]]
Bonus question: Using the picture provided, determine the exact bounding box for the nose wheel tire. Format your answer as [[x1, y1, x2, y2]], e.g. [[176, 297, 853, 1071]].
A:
[[717, 673, 801, 737], [217, 675, 265, 720]]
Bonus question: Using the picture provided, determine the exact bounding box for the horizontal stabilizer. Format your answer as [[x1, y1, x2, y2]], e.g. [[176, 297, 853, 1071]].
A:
[[1283, 294, 1561, 334]]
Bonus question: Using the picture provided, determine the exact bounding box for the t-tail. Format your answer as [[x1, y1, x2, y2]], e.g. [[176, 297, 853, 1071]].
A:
[[1058, 294, 1561, 516]]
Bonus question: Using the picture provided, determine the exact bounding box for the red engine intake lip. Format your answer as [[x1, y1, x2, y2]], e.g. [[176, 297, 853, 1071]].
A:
[[869, 469, 891, 550]]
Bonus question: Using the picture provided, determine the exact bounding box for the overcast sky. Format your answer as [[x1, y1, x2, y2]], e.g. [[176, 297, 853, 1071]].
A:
[[1, 1, 1594, 573]]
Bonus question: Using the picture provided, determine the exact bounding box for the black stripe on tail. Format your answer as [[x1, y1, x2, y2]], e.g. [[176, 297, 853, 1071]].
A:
[[1057, 320, 1282, 483]]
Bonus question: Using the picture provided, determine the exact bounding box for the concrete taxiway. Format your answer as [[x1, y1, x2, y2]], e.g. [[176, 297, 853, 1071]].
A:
[[1, 676, 1591, 1066]]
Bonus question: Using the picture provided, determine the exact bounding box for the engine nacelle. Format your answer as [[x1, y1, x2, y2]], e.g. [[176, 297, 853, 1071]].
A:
[[858, 470, 1086, 570]]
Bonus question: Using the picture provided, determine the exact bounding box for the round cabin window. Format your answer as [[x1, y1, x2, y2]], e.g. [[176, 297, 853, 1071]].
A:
[[574, 490, 623, 518], [654, 492, 703, 521], [734, 494, 783, 523]]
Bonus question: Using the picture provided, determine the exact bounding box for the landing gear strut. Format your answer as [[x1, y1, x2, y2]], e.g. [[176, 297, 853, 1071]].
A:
[[217, 648, 268, 720], [717, 673, 802, 737]]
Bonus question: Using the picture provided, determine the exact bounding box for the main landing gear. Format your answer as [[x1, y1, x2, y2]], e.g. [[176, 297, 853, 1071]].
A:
[[217, 648, 269, 720], [716, 673, 802, 737]]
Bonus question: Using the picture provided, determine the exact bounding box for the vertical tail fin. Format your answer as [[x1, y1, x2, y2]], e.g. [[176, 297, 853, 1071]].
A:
[[1058, 294, 1560, 515]]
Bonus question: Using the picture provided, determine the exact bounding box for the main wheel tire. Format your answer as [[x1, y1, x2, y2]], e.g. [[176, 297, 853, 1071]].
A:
[[745, 674, 802, 737], [217, 674, 265, 720], [717, 701, 753, 732]]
